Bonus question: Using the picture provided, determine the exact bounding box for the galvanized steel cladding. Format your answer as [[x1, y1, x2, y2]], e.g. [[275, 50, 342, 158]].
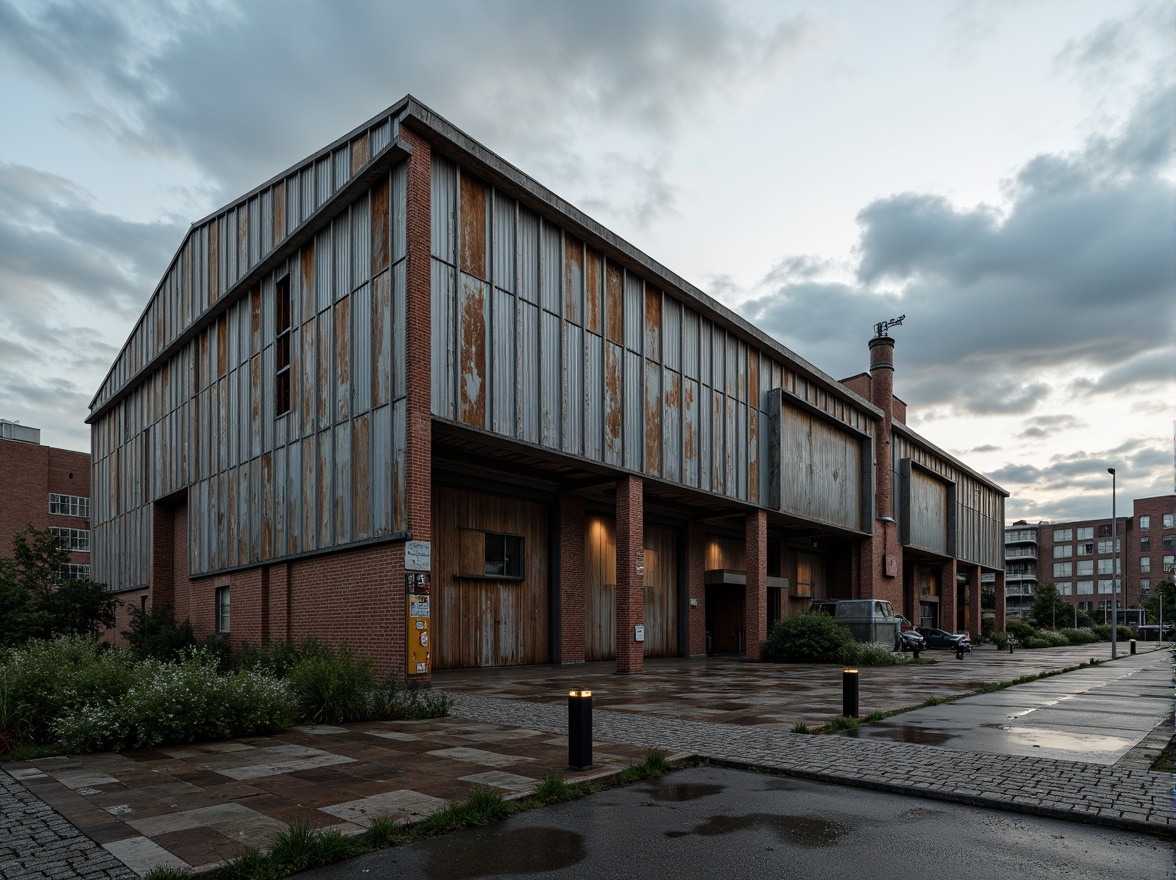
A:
[[428, 155, 876, 506], [90, 109, 410, 590]]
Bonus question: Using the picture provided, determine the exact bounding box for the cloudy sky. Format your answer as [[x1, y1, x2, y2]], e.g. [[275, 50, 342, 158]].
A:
[[0, 0, 1171, 522]]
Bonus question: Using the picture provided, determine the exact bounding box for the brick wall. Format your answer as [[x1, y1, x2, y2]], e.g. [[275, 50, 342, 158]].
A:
[[559, 493, 586, 663], [744, 510, 767, 661], [614, 475, 644, 674], [0, 438, 90, 567], [687, 521, 706, 655]]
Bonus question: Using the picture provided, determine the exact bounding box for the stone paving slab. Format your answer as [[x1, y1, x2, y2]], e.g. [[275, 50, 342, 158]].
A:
[[447, 692, 1174, 837]]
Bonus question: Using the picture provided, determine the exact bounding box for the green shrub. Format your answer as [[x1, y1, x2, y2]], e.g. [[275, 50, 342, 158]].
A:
[[233, 637, 331, 677], [369, 676, 452, 721], [1116, 625, 1134, 642], [990, 631, 1010, 650], [122, 604, 197, 662], [0, 637, 133, 745], [1033, 630, 1069, 647], [843, 643, 902, 667], [54, 649, 295, 752], [1060, 628, 1099, 645], [981, 616, 996, 642], [288, 645, 375, 724], [1006, 620, 1039, 642], [1025, 637, 1052, 649], [763, 613, 856, 663], [1091, 625, 1112, 640], [268, 820, 364, 874]]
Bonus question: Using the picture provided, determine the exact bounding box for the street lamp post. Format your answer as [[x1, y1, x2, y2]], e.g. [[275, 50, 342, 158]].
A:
[[1107, 467, 1117, 659]]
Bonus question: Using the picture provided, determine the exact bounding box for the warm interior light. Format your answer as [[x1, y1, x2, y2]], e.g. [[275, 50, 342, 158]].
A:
[[843, 669, 859, 675], [568, 689, 592, 698]]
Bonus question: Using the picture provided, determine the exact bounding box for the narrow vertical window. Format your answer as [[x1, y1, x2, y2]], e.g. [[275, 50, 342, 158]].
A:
[[275, 276, 292, 415], [216, 586, 231, 633]]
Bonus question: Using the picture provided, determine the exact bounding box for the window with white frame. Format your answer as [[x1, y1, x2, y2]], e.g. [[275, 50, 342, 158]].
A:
[[53, 563, 90, 583], [1096, 539, 1119, 555], [1053, 528, 1072, 542], [1096, 558, 1119, 575], [1141, 556, 1150, 573], [1139, 515, 1150, 530], [1140, 579, 1151, 595], [49, 494, 90, 518], [1053, 545, 1072, 558], [1077, 581, 1094, 595], [1076, 526, 1093, 540], [1056, 582, 1072, 595], [1077, 542, 1093, 555], [1053, 562, 1072, 578], [1164, 514, 1174, 528], [216, 587, 230, 634], [1097, 579, 1114, 593], [1163, 554, 1174, 569], [1076, 560, 1093, 576], [49, 527, 90, 552], [1140, 537, 1150, 551]]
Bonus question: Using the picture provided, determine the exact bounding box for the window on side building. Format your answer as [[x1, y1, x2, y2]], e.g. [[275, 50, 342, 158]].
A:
[[275, 276, 292, 416], [216, 587, 231, 634]]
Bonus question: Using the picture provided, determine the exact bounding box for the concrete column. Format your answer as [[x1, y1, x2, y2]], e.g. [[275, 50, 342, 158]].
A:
[[968, 565, 983, 642], [993, 569, 1007, 633], [559, 494, 586, 664], [614, 475, 645, 674], [745, 510, 768, 661], [687, 520, 706, 656]]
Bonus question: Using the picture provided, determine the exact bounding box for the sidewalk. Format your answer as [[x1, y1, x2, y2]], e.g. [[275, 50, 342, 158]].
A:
[[2, 645, 1171, 878]]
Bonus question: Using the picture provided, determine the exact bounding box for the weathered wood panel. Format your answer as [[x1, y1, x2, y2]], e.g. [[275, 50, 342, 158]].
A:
[[458, 274, 487, 428], [907, 465, 949, 555], [433, 486, 550, 669], [642, 525, 678, 657], [776, 401, 862, 531], [459, 173, 487, 280], [585, 515, 617, 662]]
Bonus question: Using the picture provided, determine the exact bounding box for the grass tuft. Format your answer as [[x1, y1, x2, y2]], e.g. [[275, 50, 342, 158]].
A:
[[363, 816, 406, 849], [143, 868, 191, 880], [533, 772, 574, 804], [790, 721, 810, 734]]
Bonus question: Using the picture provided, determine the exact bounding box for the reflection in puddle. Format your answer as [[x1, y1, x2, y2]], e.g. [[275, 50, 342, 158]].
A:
[[643, 781, 726, 802], [995, 727, 1132, 753], [666, 813, 850, 847], [425, 827, 586, 880], [844, 725, 956, 746]]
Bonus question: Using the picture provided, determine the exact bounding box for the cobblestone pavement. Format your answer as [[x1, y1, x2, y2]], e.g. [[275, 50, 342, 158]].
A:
[[0, 767, 135, 880]]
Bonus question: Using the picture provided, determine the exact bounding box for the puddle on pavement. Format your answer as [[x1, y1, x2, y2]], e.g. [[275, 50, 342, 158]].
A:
[[666, 813, 850, 847], [844, 725, 956, 746], [425, 827, 586, 880], [642, 781, 726, 802], [764, 778, 805, 792], [989, 727, 1131, 754]]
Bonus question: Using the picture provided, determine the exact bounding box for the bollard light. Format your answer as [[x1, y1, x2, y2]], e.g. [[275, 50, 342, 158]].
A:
[[568, 690, 593, 770], [1130, 639, 1136, 655], [842, 668, 859, 719]]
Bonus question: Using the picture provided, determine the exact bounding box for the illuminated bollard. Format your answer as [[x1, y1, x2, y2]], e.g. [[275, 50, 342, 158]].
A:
[[568, 690, 593, 770], [1130, 639, 1136, 655], [842, 669, 859, 719]]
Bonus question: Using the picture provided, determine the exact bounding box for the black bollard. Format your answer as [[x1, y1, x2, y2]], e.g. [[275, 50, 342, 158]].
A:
[[842, 669, 859, 719], [1130, 639, 1136, 655], [568, 690, 593, 770]]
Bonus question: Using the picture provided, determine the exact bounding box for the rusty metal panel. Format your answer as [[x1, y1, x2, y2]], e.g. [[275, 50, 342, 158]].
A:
[[492, 194, 517, 293], [564, 323, 583, 455], [334, 146, 349, 189], [370, 118, 391, 154], [431, 260, 455, 418], [392, 398, 406, 531], [564, 235, 583, 326], [458, 273, 488, 429], [726, 334, 738, 399], [225, 369, 238, 469], [351, 282, 372, 414], [644, 359, 661, 476], [239, 360, 251, 464], [518, 300, 540, 443], [350, 193, 371, 288], [317, 428, 333, 547], [644, 287, 661, 362], [352, 412, 371, 541], [710, 388, 724, 493], [725, 397, 738, 498], [250, 352, 262, 458], [272, 446, 285, 558], [315, 229, 333, 313], [585, 248, 602, 334], [623, 271, 643, 353], [391, 163, 406, 264], [460, 172, 488, 280], [370, 270, 389, 409], [316, 310, 333, 431], [663, 369, 681, 483], [624, 349, 643, 471], [334, 422, 351, 545], [300, 241, 315, 322], [298, 322, 315, 438], [604, 261, 623, 344], [271, 183, 283, 249], [371, 175, 390, 274], [334, 297, 351, 422], [748, 351, 761, 410], [262, 346, 274, 453], [226, 464, 238, 568], [683, 377, 699, 487], [585, 331, 603, 461], [541, 310, 561, 448], [775, 399, 863, 530], [261, 275, 275, 348], [541, 221, 561, 316], [663, 297, 681, 372], [250, 458, 262, 564], [518, 208, 539, 304], [249, 195, 261, 269], [226, 303, 240, 368], [224, 208, 238, 289], [300, 430, 317, 552], [749, 405, 763, 505], [392, 261, 406, 401], [333, 213, 351, 299], [737, 340, 748, 402], [286, 437, 302, 554], [492, 288, 515, 436], [705, 323, 719, 392], [284, 176, 297, 237], [371, 404, 391, 535], [606, 341, 625, 468], [737, 401, 748, 501], [431, 156, 456, 263], [300, 165, 314, 224]]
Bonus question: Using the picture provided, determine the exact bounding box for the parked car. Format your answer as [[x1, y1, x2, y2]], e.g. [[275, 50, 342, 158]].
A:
[[917, 627, 972, 653], [895, 616, 925, 657]]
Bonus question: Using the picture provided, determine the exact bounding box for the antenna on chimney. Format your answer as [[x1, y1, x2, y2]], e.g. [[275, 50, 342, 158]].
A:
[[873, 314, 905, 338]]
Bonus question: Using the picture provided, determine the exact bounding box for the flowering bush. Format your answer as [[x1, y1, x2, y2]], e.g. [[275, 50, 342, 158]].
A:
[[54, 649, 296, 752]]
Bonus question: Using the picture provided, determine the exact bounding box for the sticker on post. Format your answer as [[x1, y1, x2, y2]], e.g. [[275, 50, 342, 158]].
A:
[[634, 624, 645, 642], [409, 598, 430, 618], [405, 541, 431, 572]]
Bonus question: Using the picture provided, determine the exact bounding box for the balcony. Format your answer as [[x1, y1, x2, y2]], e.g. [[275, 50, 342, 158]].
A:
[[1005, 548, 1037, 559]]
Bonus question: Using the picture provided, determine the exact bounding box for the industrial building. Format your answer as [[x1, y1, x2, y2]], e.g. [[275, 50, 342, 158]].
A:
[[87, 96, 1007, 676], [0, 420, 92, 580]]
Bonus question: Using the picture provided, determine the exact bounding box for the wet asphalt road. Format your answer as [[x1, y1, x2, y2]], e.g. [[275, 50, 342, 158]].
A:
[[304, 766, 1172, 880]]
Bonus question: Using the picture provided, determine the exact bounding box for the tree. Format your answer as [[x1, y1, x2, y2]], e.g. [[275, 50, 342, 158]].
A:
[[1029, 582, 1071, 630], [0, 526, 118, 646], [1144, 580, 1176, 628]]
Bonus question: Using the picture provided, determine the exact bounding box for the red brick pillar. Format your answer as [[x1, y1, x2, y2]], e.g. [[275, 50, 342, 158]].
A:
[[687, 520, 706, 656], [939, 559, 958, 631], [401, 126, 432, 681], [745, 510, 767, 661], [866, 335, 902, 609], [993, 569, 1006, 634], [560, 494, 586, 664], [150, 501, 175, 610], [967, 565, 983, 642], [615, 475, 644, 674]]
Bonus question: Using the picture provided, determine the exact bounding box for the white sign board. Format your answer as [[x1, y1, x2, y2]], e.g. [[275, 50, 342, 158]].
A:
[[405, 541, 431, 572], [634, 625, 645, 642]]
